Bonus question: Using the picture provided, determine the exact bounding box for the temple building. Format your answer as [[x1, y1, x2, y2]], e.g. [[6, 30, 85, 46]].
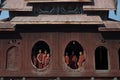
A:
[[0, 0, 120, 80]]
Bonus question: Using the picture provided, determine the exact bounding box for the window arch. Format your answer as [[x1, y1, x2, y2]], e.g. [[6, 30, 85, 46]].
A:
[[31, 41, 50, 70], [64, 41, 85, 69], [6, 46, 19, 71], [95, 46, 108, 70]]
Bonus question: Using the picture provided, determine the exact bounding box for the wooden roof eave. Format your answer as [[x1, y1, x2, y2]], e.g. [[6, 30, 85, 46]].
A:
[[10, 15, 103, 25], [98, 21, 120, 31], [83, 8, 116, 11], [0, 6, 33, 11], [0, 0, 33, 11], [0, 21, 16, 31], [10, 21, 103, 25], [83, 0, 116, 11]]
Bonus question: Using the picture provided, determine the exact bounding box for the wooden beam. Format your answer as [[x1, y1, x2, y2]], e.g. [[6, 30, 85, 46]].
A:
[[98, 21, 120, 31], [83, 0, 115, 11], [1, 6, 33, 11], [1, 0, 33, 11], [0, 22, 15, 31], [2, 0, 24, 9], [11, 15, 103, 25]]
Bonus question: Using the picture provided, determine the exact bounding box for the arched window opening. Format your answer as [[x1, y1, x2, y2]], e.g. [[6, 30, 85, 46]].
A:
[[118, 48, 120, 69], [31, 41, 50, 70], [95, 46, 108, 70], [64, 41, 85, 69], [6, 46, 19, 71]]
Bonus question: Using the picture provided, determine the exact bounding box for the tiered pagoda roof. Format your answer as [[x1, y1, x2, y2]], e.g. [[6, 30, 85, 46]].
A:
[[1, 0, 115, 11], [0, 0, 119, 31], [1, 0, 32, 11]]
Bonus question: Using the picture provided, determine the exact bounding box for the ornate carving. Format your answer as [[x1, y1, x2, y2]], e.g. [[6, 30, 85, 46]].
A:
[[33, 4, 56, 15], [60, 3, 82, 14], [33, 3, 83, 15]]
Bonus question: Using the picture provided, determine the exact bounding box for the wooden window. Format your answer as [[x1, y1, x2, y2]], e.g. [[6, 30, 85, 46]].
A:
[[31, 41, 50, 70], [64, 41, 85, 69], [95, 46, 108, 70], [6, 46, 19, 71]]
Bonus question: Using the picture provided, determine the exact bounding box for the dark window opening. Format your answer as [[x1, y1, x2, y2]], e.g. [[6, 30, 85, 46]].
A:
[[118, 49, 120, 69], [31, 41, 50, 69], [60, 3, 82, 14], [95, 46, 108, 70], [32, 3, 83, 15], [64, 41, 85, 69]]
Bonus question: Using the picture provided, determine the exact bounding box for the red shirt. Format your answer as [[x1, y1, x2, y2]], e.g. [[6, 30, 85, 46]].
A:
[[37, 53, 43, 63]]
